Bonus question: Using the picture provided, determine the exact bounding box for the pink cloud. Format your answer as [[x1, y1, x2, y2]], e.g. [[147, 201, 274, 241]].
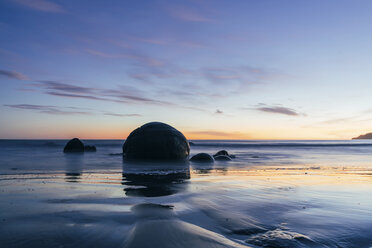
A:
[[13, 0, 66, 13], [167, 5, 214, 23], [86, 49, 165, 67]]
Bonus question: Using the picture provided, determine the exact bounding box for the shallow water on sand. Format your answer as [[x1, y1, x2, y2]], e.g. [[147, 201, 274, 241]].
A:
[[0, 140, 372, 247]]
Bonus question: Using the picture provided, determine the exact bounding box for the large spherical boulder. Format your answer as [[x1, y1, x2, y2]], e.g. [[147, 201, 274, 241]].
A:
[[123, 122, 190, 161], [64, 138, 84, 153]]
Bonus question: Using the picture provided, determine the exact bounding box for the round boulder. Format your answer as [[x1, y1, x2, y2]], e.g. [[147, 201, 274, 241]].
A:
[[190, 153, 214, 163], [64, 138, 84, 153], [84, 145, 97, 152], [213, 150, 229, 157], [123, 122, 190, 161]]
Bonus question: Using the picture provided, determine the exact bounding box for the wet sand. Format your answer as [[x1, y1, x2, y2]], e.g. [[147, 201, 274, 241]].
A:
[[1, 166, 372, 248]]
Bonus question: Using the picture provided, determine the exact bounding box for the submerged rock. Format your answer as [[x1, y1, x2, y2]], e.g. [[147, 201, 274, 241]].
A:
[[84, 145, 96, 152], [123, 122, 190, 161], [245, 228, 316, 248], [190, 153, 214, 162], [214, 155, 232, 161], [63, 138, 84, 153]]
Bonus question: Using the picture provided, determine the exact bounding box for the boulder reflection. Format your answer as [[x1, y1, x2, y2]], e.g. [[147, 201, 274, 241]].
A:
[[64, 153, 83, 183], [122, 160, 190, 197]]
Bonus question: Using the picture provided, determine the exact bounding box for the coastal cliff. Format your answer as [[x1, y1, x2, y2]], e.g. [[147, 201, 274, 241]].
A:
[[352, 132, 372, 139]]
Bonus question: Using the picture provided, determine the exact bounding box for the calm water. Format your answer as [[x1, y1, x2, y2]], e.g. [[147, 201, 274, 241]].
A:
[[0, 140, 372, 247]]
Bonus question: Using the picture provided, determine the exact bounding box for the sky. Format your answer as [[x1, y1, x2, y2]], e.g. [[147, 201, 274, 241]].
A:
[[1, 0, 372, 139]]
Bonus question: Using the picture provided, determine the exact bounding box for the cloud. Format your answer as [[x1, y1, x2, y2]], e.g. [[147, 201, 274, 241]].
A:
[[4, 104, 142, 118], [36, 80, 95, 94], [103, 113, 141, 117], [29, 80, 171, 105], [13, 0, 66, 13], [254, 105, 299, 116], [86, 49, 164, 67], [187, 130, 246, 138], [46, 91, 123, 103], [215, 109, 223, 114], [166, 5, 214, 23], [0, 69, 28, 80], [203, 66, 282, 84], [4, 104, 91, 115]]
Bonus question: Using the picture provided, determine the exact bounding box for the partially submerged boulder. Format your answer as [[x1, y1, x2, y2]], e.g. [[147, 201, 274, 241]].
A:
[[213, 150, 235, 159], [63, 138, 84, 153], [63, 138, 97, 153], [123, 122, 190, 161], [214, 155, 232, 161], [190, 153, 214, 163], [84, 145, 96, 152], [214, 150, 229, 157]]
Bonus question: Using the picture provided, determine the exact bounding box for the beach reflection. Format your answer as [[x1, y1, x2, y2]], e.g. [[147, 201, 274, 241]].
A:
[[122, 160, 190, 197], [63, 153, 83, 183]]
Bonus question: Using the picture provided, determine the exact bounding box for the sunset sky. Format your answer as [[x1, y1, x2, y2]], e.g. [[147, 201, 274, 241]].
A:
[[1, 0, 372, 139]]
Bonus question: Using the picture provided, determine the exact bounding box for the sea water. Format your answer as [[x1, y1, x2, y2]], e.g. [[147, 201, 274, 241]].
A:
[[0, 140, 372, 247]]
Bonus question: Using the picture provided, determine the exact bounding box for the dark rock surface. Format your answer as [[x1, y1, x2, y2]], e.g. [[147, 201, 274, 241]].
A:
[[213, 150, 229, 157], [213, 150, 235, 159], [214, 155, 232, 161], [84, 145, 96, 152], [63, 138, 84, 153], [190, 153, 215, 163], [122, 122, 190, 161]]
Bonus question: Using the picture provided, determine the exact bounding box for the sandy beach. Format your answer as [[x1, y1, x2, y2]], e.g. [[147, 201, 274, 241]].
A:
[[1, 140, 372, 247]]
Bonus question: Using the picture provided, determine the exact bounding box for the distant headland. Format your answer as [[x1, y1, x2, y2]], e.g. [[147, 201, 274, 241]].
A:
[[352, 132, 372, 139]]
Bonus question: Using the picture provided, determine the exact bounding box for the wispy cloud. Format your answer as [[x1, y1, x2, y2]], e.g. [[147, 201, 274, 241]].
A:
[[29, 80, 171, 105], [4, 104, 91, 115], [46, 91, 122, 102], [86, 49, 165, 67], [36, 80, 95, 94], [0, 69, 28, 80], [103, 113, 141, 117], [187, 130, 246, 138], [166, 5, 214, 23], [13, 0, 66, 13], [215, 109, 223, 114], [4, 104, 142, 117], [253, 104, 300, 116]]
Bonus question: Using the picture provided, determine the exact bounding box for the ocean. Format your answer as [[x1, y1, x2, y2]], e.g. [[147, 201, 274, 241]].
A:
[[0, 140, 372, 247]]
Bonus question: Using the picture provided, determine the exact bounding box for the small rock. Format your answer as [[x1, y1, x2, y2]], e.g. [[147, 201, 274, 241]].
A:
[[84, 145, 96, 152], [214, 150, 229, 157], [214, 155, 232, 161], [190, 153, 214, 163], [214, 150, 235, 158]]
